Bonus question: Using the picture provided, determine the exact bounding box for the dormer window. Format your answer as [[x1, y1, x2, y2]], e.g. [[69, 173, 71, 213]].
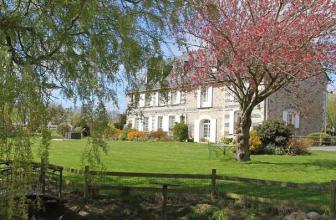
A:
[[145, 93, 151, 107], [201, 88, 208, 103]]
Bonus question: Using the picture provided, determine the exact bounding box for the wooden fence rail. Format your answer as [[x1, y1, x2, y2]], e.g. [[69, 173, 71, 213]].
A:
[[61, 165, 336, 217]]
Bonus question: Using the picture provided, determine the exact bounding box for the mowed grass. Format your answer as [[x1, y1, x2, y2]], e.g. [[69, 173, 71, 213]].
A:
[[33, 139, 336, 184], [31, 139, 335, 207]]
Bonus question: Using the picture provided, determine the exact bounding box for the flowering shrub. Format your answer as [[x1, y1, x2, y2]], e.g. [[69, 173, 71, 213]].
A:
[[127, 131, 145, 141], [249, 130, 263, 154], [111, 129, 121, 139], [148, 129, 168, 141], [286, 139, 309, 155]]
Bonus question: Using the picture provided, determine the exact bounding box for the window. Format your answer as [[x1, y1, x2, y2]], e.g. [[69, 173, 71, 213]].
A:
[[145, 94, 151, 107], [224, 123, 230, 127], [203, 119, 211, 139], [151, 93, 157, 106], [134, 118, 140, 130], [224, 114, 230, 119], [159, 93, 167, 106], [157, 116, 163, 130], [201, 88, 208, 103], [283, 109, 300, 128], [180, 115, 185, 123], [143, 117, 149, 131], [287, 112, 296, 126], [169, 116, 176, 131], [171, 92, 178, 104], [151, 117, 155, 131], [180, 92, 186, 104]]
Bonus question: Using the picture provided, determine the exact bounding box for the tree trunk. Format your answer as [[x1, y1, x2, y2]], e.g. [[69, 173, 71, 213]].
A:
[[235, 112, 252, 161]]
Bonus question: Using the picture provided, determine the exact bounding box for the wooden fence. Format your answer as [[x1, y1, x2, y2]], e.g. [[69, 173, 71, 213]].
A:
[[62, 166, 335, 218]]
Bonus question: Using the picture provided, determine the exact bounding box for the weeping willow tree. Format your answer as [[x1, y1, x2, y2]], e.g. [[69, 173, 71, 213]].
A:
[[0, 0, 183, 218]]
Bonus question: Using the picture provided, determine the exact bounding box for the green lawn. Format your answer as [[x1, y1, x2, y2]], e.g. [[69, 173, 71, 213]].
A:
[[32, 139, 335, 207], [36, 139, 336, 184]]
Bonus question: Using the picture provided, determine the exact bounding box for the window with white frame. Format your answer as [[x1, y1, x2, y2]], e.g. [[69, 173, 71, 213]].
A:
[[171, 92, 178, 105], [145, 93, 151, 107], [151, 117, 155, 131], [201, 88, 208, 103], [180, 92, 186, 104], [151, 93, 157, 106], [157, 116, 163, 130], [159, 92, 167, 106], [169, 116, 175, 131], [134, 118, 140, 130], [203, 119, 211, 139], [283, 109, 300, 128], [143, 117, 149, 131]]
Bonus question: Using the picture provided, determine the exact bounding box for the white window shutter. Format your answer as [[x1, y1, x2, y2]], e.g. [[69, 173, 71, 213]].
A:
[[196, 89, 201, 108], [294, 114, 300, 128], [194, 119, 200, 142], [282, 111, 288, 124], [210, 119, 217, 143], [208, 87, 213, 107]]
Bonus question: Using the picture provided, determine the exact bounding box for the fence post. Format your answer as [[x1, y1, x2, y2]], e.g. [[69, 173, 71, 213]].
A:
[[59, 168, 63, 200], [162, 184, 168, 220], [84, 166, 90, 200], [331, 180, 336, 218], [211, 169, 217, 200]]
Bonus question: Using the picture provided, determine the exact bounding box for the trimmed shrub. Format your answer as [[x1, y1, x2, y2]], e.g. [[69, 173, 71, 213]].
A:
[[307, 132, 331, 146], [286, 139, 309, 155], [127, 131, 145, 141], [148, 129, 168, 141], [57, 122, 71, 137], [172, 123, 189, 142], [220, 136, 233, 144], [249, 130, 263, 154], [256, 120, 292, 148]]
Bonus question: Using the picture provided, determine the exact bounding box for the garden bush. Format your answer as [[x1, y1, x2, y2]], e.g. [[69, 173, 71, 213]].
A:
[[307, 132, 332, 146], [148, 129, 168, 141], [286, 139, 309, 155], [57, 122, 71, 137], [256, 120, 292, 148], [127, 131, 145, 141], [220, 136, 233, 144], [249, 130, 263, 154], [111, 129, 121, 139], [172, 123, 188, 142], [119, 127, 134, 140]]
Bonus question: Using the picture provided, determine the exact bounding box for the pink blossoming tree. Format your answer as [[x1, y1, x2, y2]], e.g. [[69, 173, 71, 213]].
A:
[[173, 0, 336, 161]]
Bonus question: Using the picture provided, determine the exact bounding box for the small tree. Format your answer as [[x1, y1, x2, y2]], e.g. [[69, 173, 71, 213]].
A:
[[173, 0, 335, 161], [172, 123, 189, 142]]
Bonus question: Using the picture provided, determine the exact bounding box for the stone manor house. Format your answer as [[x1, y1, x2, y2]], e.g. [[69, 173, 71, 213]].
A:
[[126, 75, 328, 143]]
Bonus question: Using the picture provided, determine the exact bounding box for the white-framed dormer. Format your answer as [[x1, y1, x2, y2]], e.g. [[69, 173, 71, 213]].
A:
[[283, 109, 300, 129], [196, 86, 213, 108]]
